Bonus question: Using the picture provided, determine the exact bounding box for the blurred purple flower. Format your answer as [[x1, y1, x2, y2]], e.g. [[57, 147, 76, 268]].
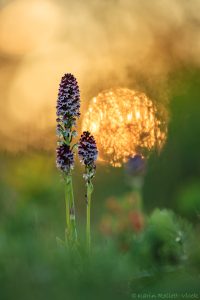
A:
[[125, 154, 146, 177]]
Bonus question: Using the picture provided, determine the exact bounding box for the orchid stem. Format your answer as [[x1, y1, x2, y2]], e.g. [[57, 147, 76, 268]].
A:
[[65, 175, 77, 247], [65, 179, 71, 244], [69, 176, 77, 244], [86, 181, 93, 253]]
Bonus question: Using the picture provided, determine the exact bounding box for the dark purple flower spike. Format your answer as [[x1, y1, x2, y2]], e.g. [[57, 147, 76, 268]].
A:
[[56, 73, 80, 127], [56, 73, 80, 174], [78, 131, 98, 182]]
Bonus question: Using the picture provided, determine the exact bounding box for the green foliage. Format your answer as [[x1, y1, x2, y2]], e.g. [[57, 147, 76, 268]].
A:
[[0, 204, 199, 299], [131, 209, 191, 270], [177, 181, 200, 221]]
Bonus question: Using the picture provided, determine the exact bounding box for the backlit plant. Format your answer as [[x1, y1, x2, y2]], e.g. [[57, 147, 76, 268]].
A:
[[78, 131, 98, 251], [56, 73, 80, 247], [56, 73, 98, 250]]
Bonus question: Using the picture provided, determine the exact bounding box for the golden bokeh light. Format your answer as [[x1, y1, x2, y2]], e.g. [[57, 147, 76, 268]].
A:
[[7, 43, 88, 125], [0, 0, 61, 56], [82, 88, 167, 167]]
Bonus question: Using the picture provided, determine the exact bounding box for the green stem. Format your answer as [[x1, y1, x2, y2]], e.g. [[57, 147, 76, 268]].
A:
[[69, 176, 77, 244], [64, 175, 77, 247], [86, 193, 91, 252], [86, 181, 93, 253], [65, 179, 71, 244]]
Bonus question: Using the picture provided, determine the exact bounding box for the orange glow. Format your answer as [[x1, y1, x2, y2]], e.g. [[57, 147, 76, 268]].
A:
[[0, 0, 61, 56], [82, 88, 167, 167]]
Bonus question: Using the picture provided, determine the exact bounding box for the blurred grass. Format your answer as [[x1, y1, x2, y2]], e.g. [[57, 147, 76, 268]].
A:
[[0, 151, 130, 242]]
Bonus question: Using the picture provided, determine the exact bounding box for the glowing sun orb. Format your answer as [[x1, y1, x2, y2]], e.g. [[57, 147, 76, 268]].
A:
[[82, 88, 167, 167]]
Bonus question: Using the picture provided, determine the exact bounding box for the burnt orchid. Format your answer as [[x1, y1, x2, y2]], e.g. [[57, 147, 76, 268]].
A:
[[78, 131, 98, 251], [56, 73, 80, 144], [56, 73, 80, 246], [57, 73, 80, 123]]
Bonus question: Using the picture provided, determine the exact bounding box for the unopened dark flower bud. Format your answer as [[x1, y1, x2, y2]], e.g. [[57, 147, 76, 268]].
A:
[[56, 73, 80, 126], [56, 144, 74, 174], [78, 131, 98, 168]]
